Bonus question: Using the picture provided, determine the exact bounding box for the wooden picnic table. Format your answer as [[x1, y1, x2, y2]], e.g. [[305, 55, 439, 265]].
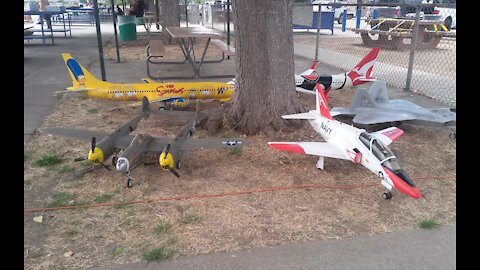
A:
[[165, 26, 224, 79], [353, 18, 455, 50]]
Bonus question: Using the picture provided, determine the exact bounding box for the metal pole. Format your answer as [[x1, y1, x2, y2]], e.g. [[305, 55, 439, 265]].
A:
[[155, 0, 160, 30], [356, 7, 361, 29], [93, 0, 106, 81], [314, 4, 322, 62], [405, 4, 421, 92], [110, 0, 121, 63], [226, 0, 231, 60], [185, 0, 188, 27]]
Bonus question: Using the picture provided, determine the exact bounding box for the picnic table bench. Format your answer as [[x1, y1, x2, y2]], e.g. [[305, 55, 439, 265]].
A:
[[209, 39, 236, 58], [353, 18, 456, 50], [146, 26, 235, 80]]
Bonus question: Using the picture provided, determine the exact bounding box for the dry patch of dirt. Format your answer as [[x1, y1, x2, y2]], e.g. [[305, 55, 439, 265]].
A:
[[24, 84, 455, 269]]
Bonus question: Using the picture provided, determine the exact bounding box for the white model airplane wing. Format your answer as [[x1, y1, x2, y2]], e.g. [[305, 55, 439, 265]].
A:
[[281, 112, 317, 120], [370, 127, 404, 146], [295, 87, 316, 95], [268, 142, 349, 160], [299, 61, 317, 76]]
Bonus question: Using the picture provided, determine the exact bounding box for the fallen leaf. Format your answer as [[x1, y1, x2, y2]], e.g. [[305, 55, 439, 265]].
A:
[[64, 251, 74, 257], [33, 216, 43, 223]]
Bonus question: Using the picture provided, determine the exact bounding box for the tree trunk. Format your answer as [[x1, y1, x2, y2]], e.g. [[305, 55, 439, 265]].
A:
[[161, 0, 180, 43], [229, 0, 305, 136]]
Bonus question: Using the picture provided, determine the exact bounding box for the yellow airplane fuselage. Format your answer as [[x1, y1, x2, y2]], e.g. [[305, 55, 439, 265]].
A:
[[87, 81, 234, 102]]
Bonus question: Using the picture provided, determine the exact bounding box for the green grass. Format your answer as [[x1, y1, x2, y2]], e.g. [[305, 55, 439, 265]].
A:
[[59, 165, 76, 173], [154, 222, 173, 235], [94, 193, 114, 203], [66, 228, 78, 237], [418, 219, 440, 229], [180, 213, 201, 224], [45, 192, 76, 208], [28, 249, 43, 259], [142, 246, 176, 262], [229, 147, 242, 156], [72, 220, 83, 226], [87, 108, 98, 114], [34, 154, 63, 167], [218, 128, 236, 138], [167, 236, 177, 245], [24, 179, 31, 186], [112, 245, 125, 256]]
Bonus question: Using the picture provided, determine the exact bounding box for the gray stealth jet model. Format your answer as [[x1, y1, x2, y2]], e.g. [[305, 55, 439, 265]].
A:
[[330, 80, 456, 135]]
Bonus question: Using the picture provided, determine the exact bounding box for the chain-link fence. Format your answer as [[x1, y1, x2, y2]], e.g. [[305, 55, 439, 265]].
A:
[[178, 1, 455, 107]]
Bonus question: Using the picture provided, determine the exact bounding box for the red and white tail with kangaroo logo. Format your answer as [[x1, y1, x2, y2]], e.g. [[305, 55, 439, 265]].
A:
[[346, 47, 380, 86]]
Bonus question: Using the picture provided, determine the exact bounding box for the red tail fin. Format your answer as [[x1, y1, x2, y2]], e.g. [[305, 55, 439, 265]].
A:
[[347, 47, 380, 84], [315, 83, 333, 120]]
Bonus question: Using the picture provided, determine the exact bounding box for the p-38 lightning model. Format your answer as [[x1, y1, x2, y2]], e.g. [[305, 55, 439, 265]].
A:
[[59, 53, 234, 109], [42, 98, 248, 187], [268, 84, 422, 200], [295, 47, 380, 97]]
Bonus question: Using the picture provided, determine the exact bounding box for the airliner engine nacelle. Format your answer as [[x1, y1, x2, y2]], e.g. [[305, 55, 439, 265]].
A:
[[171, 98, 189, 108]]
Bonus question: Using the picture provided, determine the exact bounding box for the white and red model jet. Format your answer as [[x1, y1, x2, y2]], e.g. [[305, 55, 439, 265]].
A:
[[295, 47, 380, 97], [268, 83, 422, 200]]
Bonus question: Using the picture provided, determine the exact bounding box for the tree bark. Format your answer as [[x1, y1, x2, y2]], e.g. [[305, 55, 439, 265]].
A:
[[228, 0, 305, 136], [161, 0, 180, 43]]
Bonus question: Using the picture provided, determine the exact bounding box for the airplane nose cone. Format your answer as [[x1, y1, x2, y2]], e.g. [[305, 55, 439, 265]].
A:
[[116, 158, 129, 173], [383, 167, 422, 199]]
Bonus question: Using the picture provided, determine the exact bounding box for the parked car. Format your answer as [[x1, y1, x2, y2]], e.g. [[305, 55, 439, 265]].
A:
[[312, 0, 355, 24], [368, 0, 435, 19], [433, 0, 456, 30]]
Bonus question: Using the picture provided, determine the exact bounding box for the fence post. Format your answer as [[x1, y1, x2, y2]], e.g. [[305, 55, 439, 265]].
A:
[[184, 0, 188, 27], [342, 9, 347, 32], [110, 0, 120, 63], [405, 5, 421, 92], [372, 8, 378, 20], [314, 4, 322, 63], [356, 8, 361, 29], [93, 0, 106, 81], [227, 0, 231, 60]]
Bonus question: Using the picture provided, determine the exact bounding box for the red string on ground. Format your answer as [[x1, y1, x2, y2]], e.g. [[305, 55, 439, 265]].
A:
[[24, 175, 456, 213]]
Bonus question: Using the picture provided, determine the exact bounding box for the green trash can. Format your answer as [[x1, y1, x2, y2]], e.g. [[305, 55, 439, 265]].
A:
[[118, 15, 137, 42]]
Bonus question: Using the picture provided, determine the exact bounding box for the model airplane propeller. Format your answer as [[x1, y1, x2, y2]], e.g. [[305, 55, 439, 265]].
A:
[[41, 97, 248, 187], [160, 143, 180, 177], [268, 83, 422, 200]]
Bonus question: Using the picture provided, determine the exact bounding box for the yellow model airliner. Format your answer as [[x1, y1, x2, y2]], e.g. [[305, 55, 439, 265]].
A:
[[59, 53, 234, 109]]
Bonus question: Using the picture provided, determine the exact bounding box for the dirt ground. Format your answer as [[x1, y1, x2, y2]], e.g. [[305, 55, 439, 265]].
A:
[[24, 38, 456, 269]]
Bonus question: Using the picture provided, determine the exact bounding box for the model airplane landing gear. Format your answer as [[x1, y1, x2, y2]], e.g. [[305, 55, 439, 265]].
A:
[[382, 191, 393, 200], [112, 156, 118, 166], [127, 176, 133, 188], [159, 101, 167, 110]]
